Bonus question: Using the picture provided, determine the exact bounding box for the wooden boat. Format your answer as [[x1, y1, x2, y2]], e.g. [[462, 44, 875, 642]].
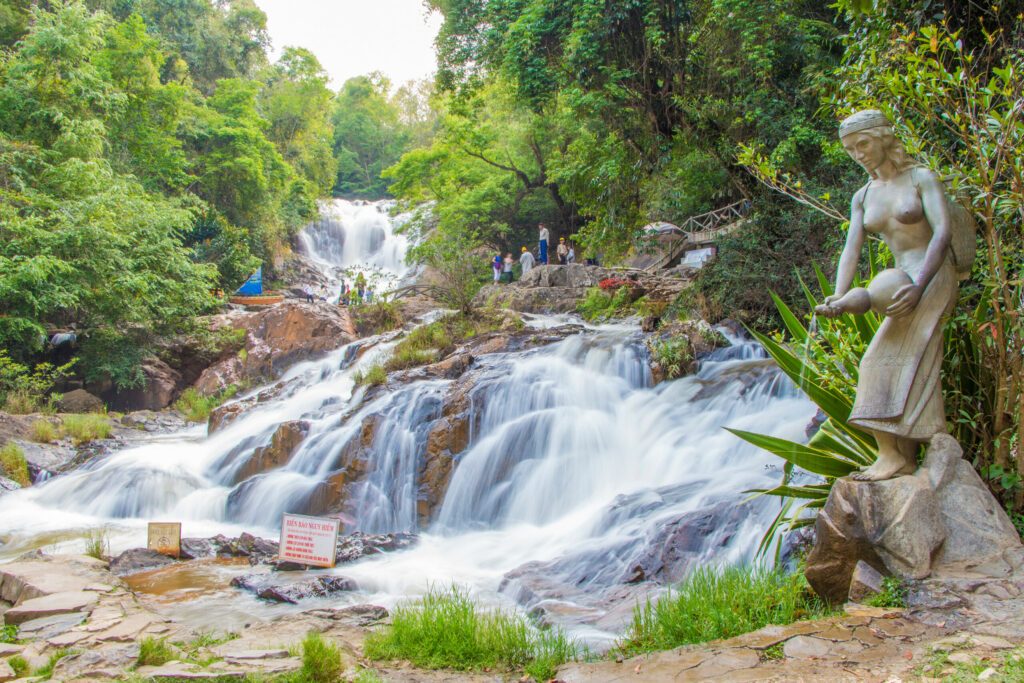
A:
[[228, 292, 284, 306]]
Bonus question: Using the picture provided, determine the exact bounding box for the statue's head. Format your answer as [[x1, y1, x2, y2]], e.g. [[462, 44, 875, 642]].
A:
[[839, 109, 914, 176]]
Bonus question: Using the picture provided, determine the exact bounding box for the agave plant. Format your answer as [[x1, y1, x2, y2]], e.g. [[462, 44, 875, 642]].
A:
[[731, 247, 889, 559]]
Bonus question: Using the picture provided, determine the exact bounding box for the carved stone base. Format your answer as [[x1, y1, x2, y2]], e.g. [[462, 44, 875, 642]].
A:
[[805, 434, 1023, 604]]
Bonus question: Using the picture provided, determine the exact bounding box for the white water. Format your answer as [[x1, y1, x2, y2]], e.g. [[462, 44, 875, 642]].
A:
[[0, 206, 816, 642], [298, 198, 412, 290]]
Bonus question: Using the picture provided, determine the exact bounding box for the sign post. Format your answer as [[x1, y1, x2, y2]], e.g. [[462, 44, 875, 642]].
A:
[[147, 522, 182, 558], [279, 514, 341, 568]]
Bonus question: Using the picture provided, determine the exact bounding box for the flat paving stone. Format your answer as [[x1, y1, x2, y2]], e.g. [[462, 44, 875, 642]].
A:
[[3, 591, 98, 624], [783, 635, 833, 659]]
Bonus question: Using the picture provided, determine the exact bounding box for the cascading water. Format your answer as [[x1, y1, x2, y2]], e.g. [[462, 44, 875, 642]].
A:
[[0, 317, 813, 642], [298, 198, 412, 286]]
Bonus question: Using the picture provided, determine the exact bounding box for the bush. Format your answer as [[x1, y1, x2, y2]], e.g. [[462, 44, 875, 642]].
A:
[[136, 637, 176, 667], [298, 632, 343, 683], [864, 576, 906, 608], [31, 419, 60, 443], [576, 286, 633, 322], [0, 442, 30, 486], [354, 301, 404, 336], [0, 624, 17, 643], [650, 336, 693, 380], [0, 351, 75, 415], [616, 566, 830, 657], [61, 414, 112, 445], [364, 585, 577, 681], [354, 365, 387, 387], [174, 386, 240, 423]]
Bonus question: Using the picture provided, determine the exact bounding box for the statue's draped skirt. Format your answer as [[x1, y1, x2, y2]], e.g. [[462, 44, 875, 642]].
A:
[[849, 257, 957, 440]]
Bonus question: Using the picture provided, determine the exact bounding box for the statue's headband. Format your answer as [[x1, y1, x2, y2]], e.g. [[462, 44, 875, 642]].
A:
[[839, 110, 891, 138]]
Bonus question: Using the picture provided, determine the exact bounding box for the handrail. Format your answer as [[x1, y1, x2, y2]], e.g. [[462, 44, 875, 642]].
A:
[[678, 200, 751, 238]]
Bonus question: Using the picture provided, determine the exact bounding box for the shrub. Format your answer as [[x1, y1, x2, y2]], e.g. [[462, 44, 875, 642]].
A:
[[61, 414, 112, 445], [616, 566, 830, 657], [651, 337, 693, 380], [174, 386, 240, 423], [354, 301, 404, 336], [0, 624, 17, 643], [298, 632, 343, 683], [136, 637, 177, 667], [0, 442, 30, 486], [0, 351, 75, 415], [577, 286, 633, 322], [354, 365, 387, 387], [31, 419, 60, 443], [864, 576, 906, 609], [364, 585, 577, 681]]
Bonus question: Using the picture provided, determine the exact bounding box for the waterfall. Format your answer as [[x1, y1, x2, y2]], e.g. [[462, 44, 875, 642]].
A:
[[0, 316, 813, 641], [298, 198, 412, 288]]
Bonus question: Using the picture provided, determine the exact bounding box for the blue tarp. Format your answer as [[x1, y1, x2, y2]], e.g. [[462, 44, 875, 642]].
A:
[[236, 267, 263, 295]]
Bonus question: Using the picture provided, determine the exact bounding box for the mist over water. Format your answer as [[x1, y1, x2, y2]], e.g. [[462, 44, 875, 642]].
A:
[[0, 204, 816, 642]]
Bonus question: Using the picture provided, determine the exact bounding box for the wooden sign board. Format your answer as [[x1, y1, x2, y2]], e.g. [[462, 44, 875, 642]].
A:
[[279, 513, 340, 568], [147, 522, 182, 558]]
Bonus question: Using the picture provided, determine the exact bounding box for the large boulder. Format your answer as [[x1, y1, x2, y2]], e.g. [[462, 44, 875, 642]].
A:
[[194, 302, 356, 396], [56, 389, 105, 414], [108, 549, 176, 577], [805, 434, 1023, 603], [103, 358, 182, 412]]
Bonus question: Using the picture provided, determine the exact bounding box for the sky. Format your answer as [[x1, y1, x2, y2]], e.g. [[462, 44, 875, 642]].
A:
[[254, 0, 443, 89]]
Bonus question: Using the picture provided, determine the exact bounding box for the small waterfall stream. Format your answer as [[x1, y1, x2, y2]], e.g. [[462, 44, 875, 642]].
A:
[[0, 205, 816, 642]]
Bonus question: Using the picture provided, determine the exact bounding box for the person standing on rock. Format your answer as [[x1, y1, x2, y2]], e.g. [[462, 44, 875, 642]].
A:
[[492, 253, 503, 283], [538, 223, 549, 264], [502, 253, 515, 283], [567, 243, 576, 264], [556, 237, 569, 265], [519, 246, 535, 275], [302, 283, 314, 303]]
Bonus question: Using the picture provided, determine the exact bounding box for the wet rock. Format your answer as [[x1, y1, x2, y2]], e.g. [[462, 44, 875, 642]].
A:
[[15, 438, 78, 473], [57, 389, 105, 413], [230, 574, 356, 603], [118, 410, 187, 433], [179, 533, 279, 564], [109, 548, 177, 576], [335, 531, 418, 563], [0, 476, 20, 493], [232, 421, 310, 483], [3, 590, 98, 624], [422, 352, 473, 379], [302, 604, 389, 626]]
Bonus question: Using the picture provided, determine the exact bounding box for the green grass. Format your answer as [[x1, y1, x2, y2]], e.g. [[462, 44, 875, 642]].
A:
[[615, 566, 831, 658], [136, 636, 178, 667], [296, 632, 343, 683], [364, 585, 578, 682], [33, 648, 73, 680], [650, 336, 693, 380], [917, 646, 1024, 682], [174, 386, 240, 423], [382, 313, 511, 373], [7, 654, 29, 677], [0, 442, 30, 486], [354, 364, 387, 387], [351, 670, 384, 683], [864, 576, 907, 608], [31, 419, 61, 443], [61, 413, 112, 444], [83, 528, 109, 560], [0, 624, 17, 643], [2, 390, 38, 414], [354, 301, 404, 336], [576, 286, 634, 322]]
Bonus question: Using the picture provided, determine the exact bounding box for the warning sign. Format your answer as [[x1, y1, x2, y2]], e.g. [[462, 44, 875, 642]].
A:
[[279, 513, 340, 568], [147, 522, 182, 558]]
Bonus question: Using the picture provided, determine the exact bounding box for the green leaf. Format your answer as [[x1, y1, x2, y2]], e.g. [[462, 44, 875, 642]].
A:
[[727, 428, 859, 477]]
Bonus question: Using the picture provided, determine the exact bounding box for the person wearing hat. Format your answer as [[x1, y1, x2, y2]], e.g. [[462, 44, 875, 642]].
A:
[[519, 246, 535, 275], [538, 223, 549, 264], [556, 236, 569, 265]]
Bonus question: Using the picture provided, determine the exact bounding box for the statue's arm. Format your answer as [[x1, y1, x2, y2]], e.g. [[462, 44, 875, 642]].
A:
[[887, 168, 953, 317], [832, 186, 867, 300]]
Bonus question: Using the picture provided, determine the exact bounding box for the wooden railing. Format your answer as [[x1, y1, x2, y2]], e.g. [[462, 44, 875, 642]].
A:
[[680, 200, 751, 243]]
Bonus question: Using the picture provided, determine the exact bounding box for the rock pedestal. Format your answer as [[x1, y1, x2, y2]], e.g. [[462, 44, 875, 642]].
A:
[[805, 434, 1023, 603]]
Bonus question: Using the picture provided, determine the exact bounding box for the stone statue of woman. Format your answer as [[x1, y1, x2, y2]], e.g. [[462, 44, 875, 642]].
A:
[[814, 110, 959, 481]]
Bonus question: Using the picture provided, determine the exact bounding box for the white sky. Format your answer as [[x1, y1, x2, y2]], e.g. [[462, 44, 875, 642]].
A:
[[254, 0, 443, 89]]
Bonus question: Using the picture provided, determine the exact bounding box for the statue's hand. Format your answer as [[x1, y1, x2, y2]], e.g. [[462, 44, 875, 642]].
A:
[[886, 283, 922, 318]]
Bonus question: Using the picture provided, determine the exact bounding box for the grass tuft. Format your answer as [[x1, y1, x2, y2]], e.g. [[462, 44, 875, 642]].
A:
[[354, 301, 404, 336], [174, 386, 240, 423], [1, 624, 17, 643], [33, 648, 73, 680], [354, 364, 387, 387], [615, 566, 831, 658], [0, 442, 30, 486], [136, 636, 177, 667], [864, 576, 907, 608], [83, 528, 109, 560], [364, 585, 577, 681], [31, 419, 61, 443], [8, 654, 28, 677], [298, 631, 344, 683], [61, 413, 112, 444]]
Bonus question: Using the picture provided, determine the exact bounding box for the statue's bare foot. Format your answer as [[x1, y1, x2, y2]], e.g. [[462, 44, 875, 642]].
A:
[[852, 456, 916, 481]]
